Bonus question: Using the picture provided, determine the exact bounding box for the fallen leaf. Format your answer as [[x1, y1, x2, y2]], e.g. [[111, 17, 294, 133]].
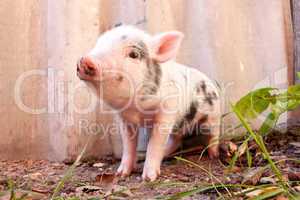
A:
[[246, 188, 263, 198], [93, 162, 106, 168], [75, 185, 103, 194], [242, 167, 265, 185], [246, 186, 281, 198], [24, 172, 43, 181], [104, 185, 133, 199], [237, 141, 248, 157], [0, 190, 46, 200], [220, 141, 238, 157], [0, 177, 7, 185], [95, 172, 119, 192], [95, 173, 116, 185], [288, 170, 300, 181], [294, 185, 300, 192], [224, 166, 242, 174], [31, 187, 50, 194], [259, 177, 276, 184], [289, 142, 300, 148]]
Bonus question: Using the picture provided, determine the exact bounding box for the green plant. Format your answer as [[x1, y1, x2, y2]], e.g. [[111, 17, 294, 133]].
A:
[[51, 138, 91, 200], [229, 84, 300, 199], [168, 80, 300, 199], [6, 180, 28, 200]]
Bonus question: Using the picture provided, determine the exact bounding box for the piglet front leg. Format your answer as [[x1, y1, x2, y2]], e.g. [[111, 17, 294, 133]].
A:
[[117, 124, 138, 177], [142, 115, 175, 181]]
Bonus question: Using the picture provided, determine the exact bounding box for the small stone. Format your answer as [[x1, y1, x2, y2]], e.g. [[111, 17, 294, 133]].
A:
[[204, 177, 210, 182], [26, 172, 43, 181], [93, 162, 106, 168], [259, 177, 276, 184]]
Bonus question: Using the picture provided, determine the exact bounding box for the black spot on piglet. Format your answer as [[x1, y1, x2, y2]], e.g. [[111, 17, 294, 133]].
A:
[[171, 101, 199, 133], [185, 101, 199, 122], [114, 22, 123, 27], [197, 81, 218, 106]]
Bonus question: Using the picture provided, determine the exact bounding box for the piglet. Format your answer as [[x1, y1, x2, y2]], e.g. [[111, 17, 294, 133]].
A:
[[77, 26, 221, 181]]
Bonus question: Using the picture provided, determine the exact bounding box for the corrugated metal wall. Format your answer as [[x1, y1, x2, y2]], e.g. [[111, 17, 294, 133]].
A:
[[0, 0, 293, 160]]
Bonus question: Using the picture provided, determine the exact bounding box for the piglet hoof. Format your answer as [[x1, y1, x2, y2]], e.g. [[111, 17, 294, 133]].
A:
[[142, 166, 161, 182], [208, 145, 220, 159], [116, 162, 135, 178]]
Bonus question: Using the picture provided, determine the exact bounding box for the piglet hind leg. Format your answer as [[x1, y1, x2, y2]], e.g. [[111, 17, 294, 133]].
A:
[[204, 116, 220, 159], [117, 124, 138, 177], [164, 134, 183, 157]]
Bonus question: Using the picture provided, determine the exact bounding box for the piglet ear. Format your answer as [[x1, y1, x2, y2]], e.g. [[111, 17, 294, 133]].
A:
[[151, 31, 184, 63]]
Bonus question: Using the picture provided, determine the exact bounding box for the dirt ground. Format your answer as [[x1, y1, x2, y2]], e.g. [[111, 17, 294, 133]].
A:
[[0, 124, 299, 200], [0, 156, 226, 199]]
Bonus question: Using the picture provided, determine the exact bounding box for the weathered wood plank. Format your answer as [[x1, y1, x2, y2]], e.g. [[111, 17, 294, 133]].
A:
[[292, 0, 300, 83]]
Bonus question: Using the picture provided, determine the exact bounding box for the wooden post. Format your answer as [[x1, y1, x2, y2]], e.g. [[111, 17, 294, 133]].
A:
[[290, 0, 300, 118], [292, 0, 300, 84], [0, 0, 49, 159]]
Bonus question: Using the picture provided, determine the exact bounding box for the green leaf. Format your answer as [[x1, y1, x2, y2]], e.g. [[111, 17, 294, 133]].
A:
[[231, 104, 287, 190], [288, 84, 300, 95], [287, 100, 300, 110], [297, 72, 300, 79], [246, 145, 252, 168], [258, 112, 279, 135], [235, 88, 275, 119], [228, 152, 239, 170]]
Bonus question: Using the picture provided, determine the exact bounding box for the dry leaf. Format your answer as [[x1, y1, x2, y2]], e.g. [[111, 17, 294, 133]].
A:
[[294, 185, 300, 192], [95, 172, 116, 185], [24, 172, 43, 181], [93, 162, 106, 168], [220, 141, 238, 157], [275, 195, 288, 200], [288, 170, 300, 181], [237, 142, 248, 157], [289, 142, 300, 148], [242, 167, 265, 185], [246, 186, 279, 198], [259, 177, 276, 184], [75, 185, 103, 194]]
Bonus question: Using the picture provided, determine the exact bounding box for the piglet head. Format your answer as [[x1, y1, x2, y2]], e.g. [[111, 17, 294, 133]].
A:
[[77, 26, 184, 97]]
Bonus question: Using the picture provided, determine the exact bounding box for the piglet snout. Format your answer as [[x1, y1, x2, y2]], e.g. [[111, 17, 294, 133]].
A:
[[77, 56, 98, 79]]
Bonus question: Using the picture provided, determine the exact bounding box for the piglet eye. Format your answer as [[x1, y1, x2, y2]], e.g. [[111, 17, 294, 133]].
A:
[[128, 50, 140, 59]]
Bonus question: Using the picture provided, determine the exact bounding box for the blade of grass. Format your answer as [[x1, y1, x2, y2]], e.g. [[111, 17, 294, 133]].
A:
[[8, 180, 16, 200], [208, 163, 225, 199], [163, 184, 265, 200], [175, 156, 232, 197], [246, 144, 252, 168], [231, 104, 286, 187], [231, 104, 299, 199], [232, 184, 277, 198], [51, 137, 91, 199], [146, 180, 190, 188]]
